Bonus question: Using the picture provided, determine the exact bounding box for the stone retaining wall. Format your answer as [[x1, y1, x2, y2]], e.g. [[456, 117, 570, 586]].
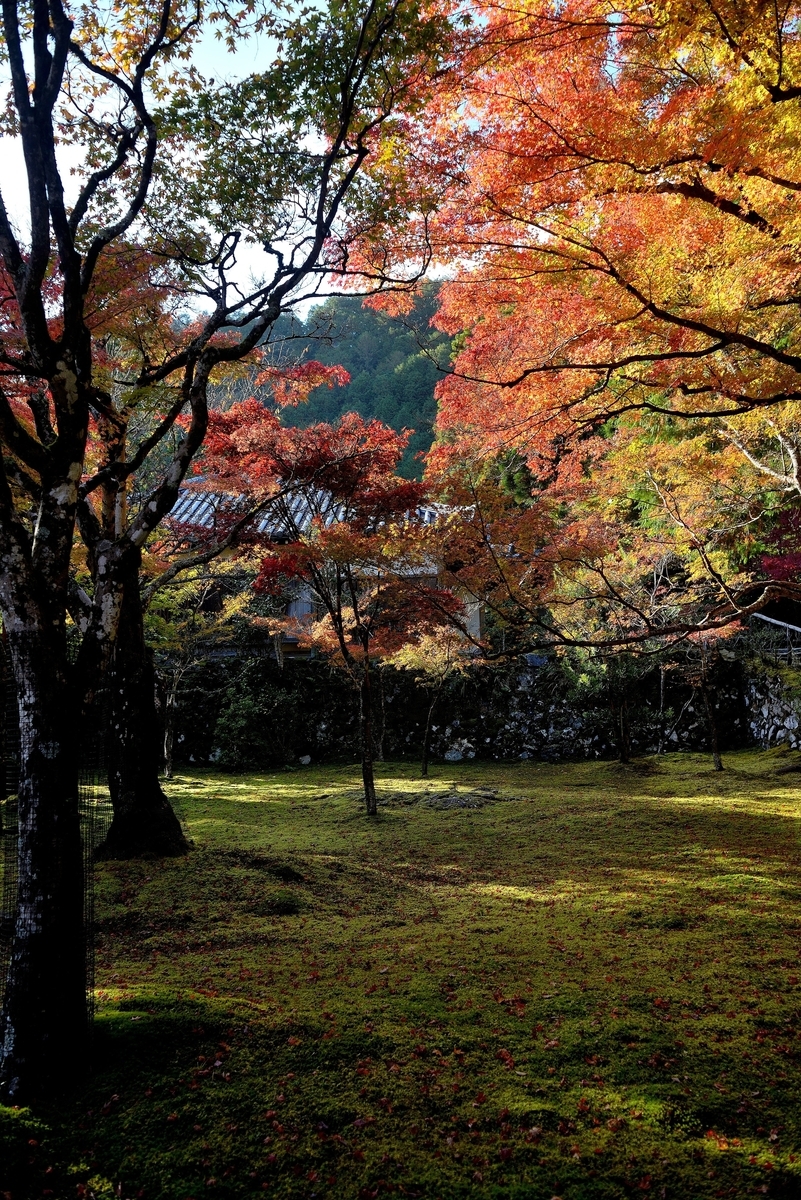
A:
[[744, 666, 801, 750], [433, 664, 747, 762], [178, 654, 754, 768]]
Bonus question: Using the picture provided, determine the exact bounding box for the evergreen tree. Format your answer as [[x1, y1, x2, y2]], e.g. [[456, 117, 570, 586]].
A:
[[293, 285, 449, 477]]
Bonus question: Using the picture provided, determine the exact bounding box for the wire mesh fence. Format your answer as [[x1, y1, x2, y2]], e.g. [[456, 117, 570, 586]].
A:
[[79, 729, 114, 1022], [0, 642, 111, 1022], [0, 639, 19, 1007]]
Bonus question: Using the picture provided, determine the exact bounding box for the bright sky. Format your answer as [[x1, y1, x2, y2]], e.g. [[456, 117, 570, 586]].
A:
[[0, 24, 306, 308], [1, 25, 275, 220]]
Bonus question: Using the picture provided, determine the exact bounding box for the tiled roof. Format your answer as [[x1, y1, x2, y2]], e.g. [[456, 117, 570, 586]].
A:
[[169, 486, 443, 540]]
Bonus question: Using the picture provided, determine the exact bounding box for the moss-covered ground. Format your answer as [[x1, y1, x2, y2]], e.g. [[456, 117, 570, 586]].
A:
[[4, 749, 801, 1199]]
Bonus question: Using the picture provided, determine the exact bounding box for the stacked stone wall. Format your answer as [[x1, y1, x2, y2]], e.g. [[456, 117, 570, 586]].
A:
[[173, 654, 754, 769], [744, 664, 801, 750]]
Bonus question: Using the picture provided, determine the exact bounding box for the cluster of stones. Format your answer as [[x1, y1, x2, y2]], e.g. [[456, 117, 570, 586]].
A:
[[745, 675, 801, 749]]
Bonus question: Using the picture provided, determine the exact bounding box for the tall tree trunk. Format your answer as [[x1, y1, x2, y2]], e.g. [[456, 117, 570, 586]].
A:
[[0, 634, 7, 833], [612, 697, 631, 763], [96, 563, 188, 859], [360, 664, 377, 816], [163, 674, 178, 781], [620, 697, 631, 763], [421, 689, 440, 779], [373, 666, 386, 762], [0, 629, 87, 1101], [657, 664, 666, 754], [702, 686, 724, 772]]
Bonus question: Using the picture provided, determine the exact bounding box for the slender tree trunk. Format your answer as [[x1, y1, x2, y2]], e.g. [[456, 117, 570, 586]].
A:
[[96, 563, 188, 859], [373, 666, 386, 762], [657, 664, 666, 754], [360, 664, 377, 816], [0, 635, 7, 832], [163, 676, 178, 781], [612, 698, 631, 763], [702, 686, 724, 772], [0, 628, 87, 1101], [421, 690, 439, 779], [620, 697, 631, 763]]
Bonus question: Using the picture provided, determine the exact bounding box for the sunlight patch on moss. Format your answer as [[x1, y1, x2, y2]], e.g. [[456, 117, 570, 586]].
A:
[[7, 750, 801, 1199]]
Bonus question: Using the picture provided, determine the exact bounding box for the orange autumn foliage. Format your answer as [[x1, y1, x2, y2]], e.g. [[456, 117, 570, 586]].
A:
[[357, 0, 801, 468], [345, 0, 801, 641]]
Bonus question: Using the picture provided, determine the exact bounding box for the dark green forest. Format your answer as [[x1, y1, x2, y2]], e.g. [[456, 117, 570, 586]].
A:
[[269, 284, 449, 477]]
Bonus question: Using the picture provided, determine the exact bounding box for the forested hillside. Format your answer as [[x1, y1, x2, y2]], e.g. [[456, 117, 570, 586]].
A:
[[288, 285, 449, 477]]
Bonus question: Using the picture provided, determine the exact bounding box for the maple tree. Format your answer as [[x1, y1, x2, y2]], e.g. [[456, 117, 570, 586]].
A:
[[525, 396, 801, 653], [93, 353, 355, 859], [428, 0, 801, 421], [143, 560, 254, 780], [673, 638, 734, 771], [413, 460, 564, 654], [197, 403, 462, 811], [373, 440, 761, 778], [348, 0, 801, 642], [0, 0, 453, 1098], [389, 625, 471, 775], [422, 422, 773, 771]]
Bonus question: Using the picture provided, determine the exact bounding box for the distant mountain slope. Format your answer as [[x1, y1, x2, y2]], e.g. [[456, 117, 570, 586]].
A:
[[291, 286, 449, 478]]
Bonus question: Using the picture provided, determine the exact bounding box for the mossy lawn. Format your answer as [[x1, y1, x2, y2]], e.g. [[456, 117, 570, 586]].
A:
[[4, 750, 801, 1199]]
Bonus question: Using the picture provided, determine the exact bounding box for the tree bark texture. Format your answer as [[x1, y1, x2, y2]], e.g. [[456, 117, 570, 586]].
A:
[[702, 686, 724, 772], [373, 667, 386, 762], [97, 565, 188, 859], [163, 678, 177, 781], [421, 690, 440, 779], [0, 0, 445, 1098], [360, 666, 378, 816], [0, 629, 87, 1101], [613, 697, 631, 764]]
